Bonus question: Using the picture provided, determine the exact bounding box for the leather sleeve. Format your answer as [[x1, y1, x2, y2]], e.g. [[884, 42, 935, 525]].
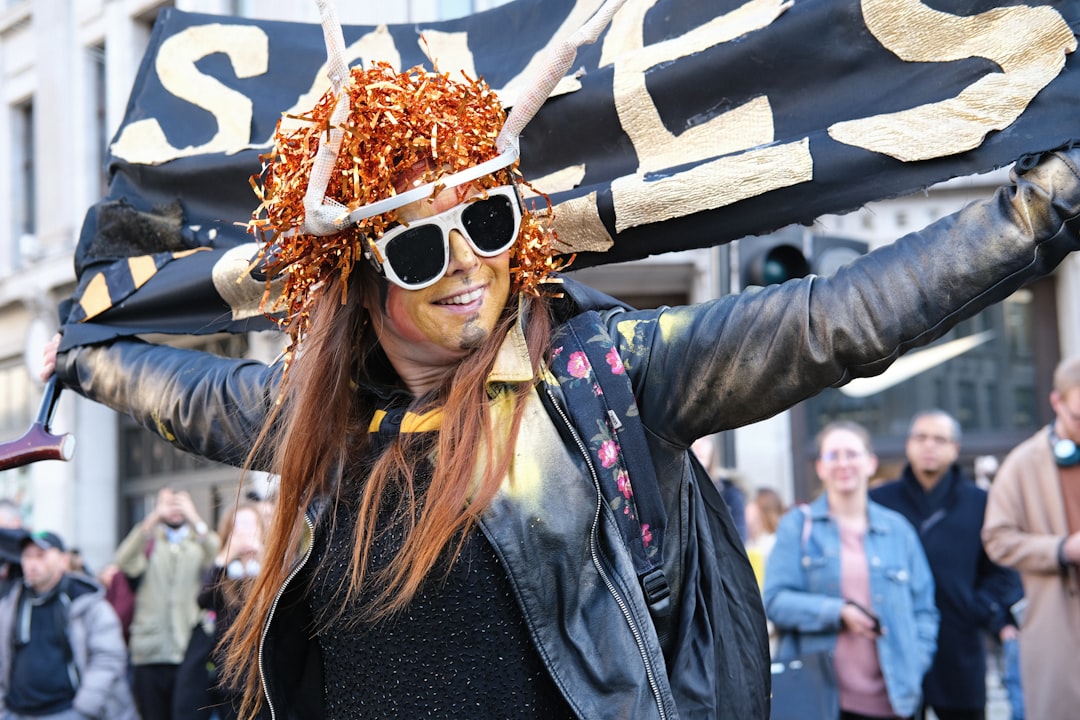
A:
[[619, 148, 1080, 442], [55, 338, 280, 469]]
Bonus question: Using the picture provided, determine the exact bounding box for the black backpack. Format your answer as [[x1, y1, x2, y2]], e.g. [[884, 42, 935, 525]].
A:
[[548, 309, 771, 719]]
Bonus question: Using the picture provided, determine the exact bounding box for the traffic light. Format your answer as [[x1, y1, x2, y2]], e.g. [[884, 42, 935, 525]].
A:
[[811, 236, 870, 278], [738, 231, 810, 287], [737, 230, 868, 289]]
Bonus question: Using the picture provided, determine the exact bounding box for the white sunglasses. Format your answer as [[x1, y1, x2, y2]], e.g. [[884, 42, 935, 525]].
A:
[[368, 185, 523, 290]]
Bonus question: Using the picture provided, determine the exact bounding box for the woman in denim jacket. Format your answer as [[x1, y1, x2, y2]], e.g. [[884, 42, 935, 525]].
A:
[[764, 422, 938, 720]]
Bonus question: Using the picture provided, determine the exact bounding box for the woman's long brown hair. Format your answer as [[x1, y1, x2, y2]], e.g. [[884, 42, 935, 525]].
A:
[[221, 261, 553, 718]]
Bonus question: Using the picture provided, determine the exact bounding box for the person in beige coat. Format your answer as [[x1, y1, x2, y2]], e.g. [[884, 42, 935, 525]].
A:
[[983, 354, 1080, 720]]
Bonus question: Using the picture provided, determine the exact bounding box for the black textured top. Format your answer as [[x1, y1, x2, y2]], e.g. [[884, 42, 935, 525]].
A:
[[306, 418, 576, 719]]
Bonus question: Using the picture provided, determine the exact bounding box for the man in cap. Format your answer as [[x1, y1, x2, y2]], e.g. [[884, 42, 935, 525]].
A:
[[0, 530, 137, 720]]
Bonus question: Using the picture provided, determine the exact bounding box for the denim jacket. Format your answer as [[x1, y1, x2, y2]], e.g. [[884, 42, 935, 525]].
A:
[[762, 496, 938, 718]]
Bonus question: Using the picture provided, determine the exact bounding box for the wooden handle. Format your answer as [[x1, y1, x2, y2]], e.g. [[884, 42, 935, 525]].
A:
[[0, 377, 76, 471]]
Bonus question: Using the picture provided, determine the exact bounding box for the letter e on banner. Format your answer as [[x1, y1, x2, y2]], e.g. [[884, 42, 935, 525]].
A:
[[829, 0, 1076, 161]]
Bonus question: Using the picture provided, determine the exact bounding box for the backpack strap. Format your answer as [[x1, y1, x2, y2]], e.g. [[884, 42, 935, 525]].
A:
[[548, 310, 672, 638]]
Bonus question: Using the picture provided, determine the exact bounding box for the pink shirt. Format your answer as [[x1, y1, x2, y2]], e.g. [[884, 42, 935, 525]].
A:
[[834, 520, 894, 717]]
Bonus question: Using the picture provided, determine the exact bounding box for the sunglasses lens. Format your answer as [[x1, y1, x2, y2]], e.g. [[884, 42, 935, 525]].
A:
[[462, 194, 517, 253], [383, 225, 446, 287]]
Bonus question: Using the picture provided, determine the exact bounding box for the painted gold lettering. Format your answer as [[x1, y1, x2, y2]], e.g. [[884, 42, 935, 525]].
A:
[[611, 138, 812, 234], [111, 24, 269, 165], [596, 0, 811, 233], [603, 0, 792, 174], [829, 0, 1076, 161], [525, 165, 587, 198], [494, 0, 605, 109], [416, 30, 476, 78], [550, 191, 613, 254]]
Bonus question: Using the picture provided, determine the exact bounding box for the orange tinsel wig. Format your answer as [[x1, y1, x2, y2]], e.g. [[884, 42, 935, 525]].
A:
[[248, 62, 563, 347]]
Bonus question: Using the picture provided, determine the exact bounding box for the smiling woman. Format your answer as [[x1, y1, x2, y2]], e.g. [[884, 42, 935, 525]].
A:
[[249, 62, 562, 360], [764, 422, 939, 720], [372, 184, 515, 388], [41, 0, 1080, 718]]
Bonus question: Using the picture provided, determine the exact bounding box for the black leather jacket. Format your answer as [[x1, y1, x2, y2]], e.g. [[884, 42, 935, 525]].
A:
[[57, 149, 1080, 719]]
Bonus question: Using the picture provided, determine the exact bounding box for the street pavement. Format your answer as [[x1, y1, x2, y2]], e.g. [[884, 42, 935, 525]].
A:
[[925, 658, 1014, 720], [983, 650, 1016, 720]]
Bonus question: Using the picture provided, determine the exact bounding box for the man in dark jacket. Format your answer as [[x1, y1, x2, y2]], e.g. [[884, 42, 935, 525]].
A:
[[871, 410, 1022, 720]]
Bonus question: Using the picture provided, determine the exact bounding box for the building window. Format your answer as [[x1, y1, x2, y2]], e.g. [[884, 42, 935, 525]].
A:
[[88, 43, 109, 197], [0, 360, 31, 439], [795, 283, 1054, 497], [11, 99, 35, 263], [229, 0, 253, 16], [803, 291, 1041, 440], [438, 0, 511, 19], [117, 334, 251, 531], [439, 0, 474, 18]]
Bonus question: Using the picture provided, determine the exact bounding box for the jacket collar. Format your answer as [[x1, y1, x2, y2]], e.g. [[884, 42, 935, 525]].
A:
[[900, 463, 962, 511], [488, 303, 534, 384], [808, 493, 896, 535], [486, 274, 635, 386]]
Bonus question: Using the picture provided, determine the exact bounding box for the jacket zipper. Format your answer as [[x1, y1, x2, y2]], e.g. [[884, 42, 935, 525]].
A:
[[544, 382, 668, 720], [258, 513, 316, 720], [59, 592, 80, 691]]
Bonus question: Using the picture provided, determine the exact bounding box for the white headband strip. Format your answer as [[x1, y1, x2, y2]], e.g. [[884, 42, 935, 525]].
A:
[[495, 0, 628, 155], [301, 0, 627, 236], [302, 0, 354, 236]]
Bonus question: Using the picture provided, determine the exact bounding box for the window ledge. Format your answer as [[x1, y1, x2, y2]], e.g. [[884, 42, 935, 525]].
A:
[[0, 1, 31, 35]]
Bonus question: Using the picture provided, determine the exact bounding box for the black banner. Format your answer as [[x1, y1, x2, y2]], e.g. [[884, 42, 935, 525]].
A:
[[59, 0, 1080, 350]]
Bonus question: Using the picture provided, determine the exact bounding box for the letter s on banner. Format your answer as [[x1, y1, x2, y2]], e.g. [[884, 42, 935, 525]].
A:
[[111, 24, 269, 165]]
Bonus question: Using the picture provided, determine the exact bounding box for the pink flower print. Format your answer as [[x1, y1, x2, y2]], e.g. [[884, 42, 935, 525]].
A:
[[552, 346, 564, 359], [641, 523, 653, 547], [606, 347, 625, 375], [567, 351, 591, 379], [599, 439, 619, 468], [616, 471, 633, 498]]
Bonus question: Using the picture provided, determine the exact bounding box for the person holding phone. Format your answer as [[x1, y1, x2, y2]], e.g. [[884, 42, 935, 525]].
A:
[[764, 421, 939, 720], [173, 501, 268, 720]]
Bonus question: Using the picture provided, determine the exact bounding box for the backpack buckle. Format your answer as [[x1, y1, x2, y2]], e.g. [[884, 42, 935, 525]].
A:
[[642, 568, 671, 618]]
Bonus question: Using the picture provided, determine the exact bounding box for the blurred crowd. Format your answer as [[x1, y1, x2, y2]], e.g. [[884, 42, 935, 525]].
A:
[[743, 355, 1080, 719], [4, 354, 1080, 720], [0, 487, 272, 720]]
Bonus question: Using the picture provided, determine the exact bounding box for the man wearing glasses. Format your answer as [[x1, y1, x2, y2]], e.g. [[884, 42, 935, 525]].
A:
[[872, 411, 1022, 720], [984, 356, 1080, 720]]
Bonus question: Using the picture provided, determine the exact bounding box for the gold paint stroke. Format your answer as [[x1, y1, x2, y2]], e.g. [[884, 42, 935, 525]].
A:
[[829, 0, 1076, 161]]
